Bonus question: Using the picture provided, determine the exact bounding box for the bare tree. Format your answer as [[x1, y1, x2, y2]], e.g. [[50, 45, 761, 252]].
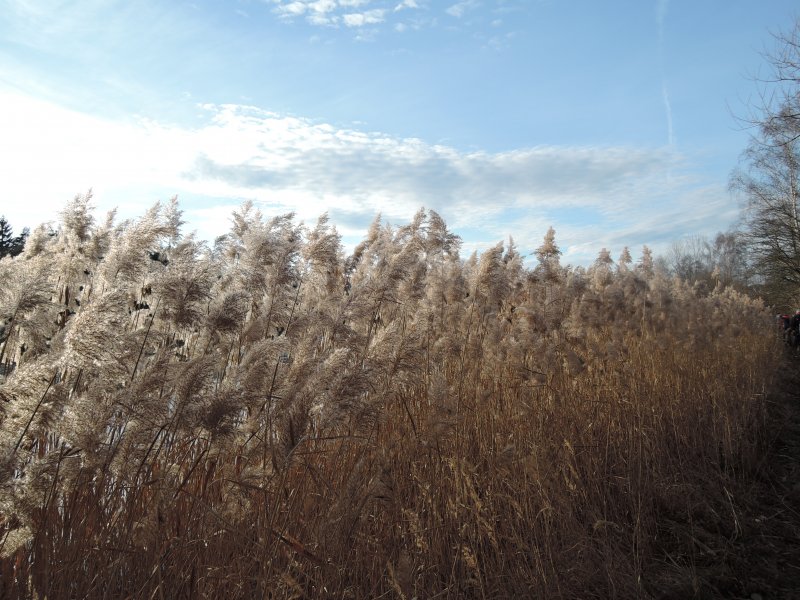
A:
[[755, 21, 800, 146], [664, 231, 753, 293], [733, 18, 800, 304], [710, 231, 753, 288], [667, 235, 711, 283]]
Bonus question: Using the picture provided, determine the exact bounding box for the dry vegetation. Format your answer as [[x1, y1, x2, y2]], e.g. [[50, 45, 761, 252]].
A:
[[0, 194, 780, 598]]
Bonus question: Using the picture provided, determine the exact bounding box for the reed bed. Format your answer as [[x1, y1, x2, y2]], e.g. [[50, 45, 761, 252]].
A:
[[0, 195, 779, 598]]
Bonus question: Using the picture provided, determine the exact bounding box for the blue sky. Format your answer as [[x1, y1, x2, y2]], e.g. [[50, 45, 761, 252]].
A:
[[0, 0, 797, 264]]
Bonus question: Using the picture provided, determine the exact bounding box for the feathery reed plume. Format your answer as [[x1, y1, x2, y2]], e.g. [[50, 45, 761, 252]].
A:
[[154, 236, 213, 329], [302, 213, 343, 296], [0, 256, 57, 366], [0, 196, 780, 599], [472, 240, 509, 311], [62, 289, 130, 375], [99, 201, 168, 287], [59, 190, 95, 245]]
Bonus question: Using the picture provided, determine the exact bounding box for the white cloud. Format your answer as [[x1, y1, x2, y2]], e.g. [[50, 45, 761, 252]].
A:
[[265, 0, 499, 36], [343, 9, 385, 27], [269, 0, 393, 29], [308, 0, 336, 13], [275, 1, 307, 16], [445, 0, 479, 18], [394, 0, 418, 10], [308, 12, 338, 26], [0, 89, 722, 264]]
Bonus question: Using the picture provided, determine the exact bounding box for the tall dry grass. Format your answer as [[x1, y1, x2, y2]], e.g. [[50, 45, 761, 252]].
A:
[[0, 196, 779, 598]]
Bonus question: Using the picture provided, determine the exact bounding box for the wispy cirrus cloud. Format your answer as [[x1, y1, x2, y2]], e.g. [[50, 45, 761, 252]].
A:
[[0, 88, 727, 264]]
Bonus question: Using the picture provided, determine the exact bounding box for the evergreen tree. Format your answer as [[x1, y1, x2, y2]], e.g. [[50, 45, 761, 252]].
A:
[[0, 216, 26, 258], [0, 217, 12, 256]]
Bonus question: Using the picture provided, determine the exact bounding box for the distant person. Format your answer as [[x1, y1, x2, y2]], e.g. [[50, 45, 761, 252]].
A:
[[777, 313, 793, 345], [789, 310, 800, 346]]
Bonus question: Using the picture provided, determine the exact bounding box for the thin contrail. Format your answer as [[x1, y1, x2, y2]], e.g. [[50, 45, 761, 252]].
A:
[[662, 82, 674, 147], [656, 0, 673, 147], [656, 0, 668, 42]]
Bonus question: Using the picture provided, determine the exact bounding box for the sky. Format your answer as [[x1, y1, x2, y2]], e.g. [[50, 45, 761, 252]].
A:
[[0, 0, 797, 265]]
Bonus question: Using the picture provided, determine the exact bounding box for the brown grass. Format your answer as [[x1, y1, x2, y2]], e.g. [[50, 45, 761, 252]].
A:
[[0, 198, 779, 598]]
